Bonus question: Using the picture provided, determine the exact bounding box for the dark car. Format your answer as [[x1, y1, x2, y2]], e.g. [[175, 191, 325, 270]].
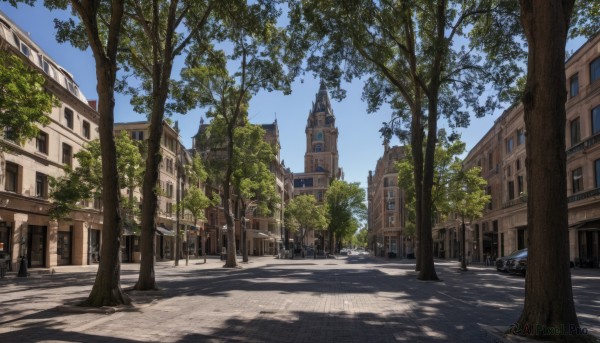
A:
[[496, 249, 527, 272], [506, 249, 528, 275]]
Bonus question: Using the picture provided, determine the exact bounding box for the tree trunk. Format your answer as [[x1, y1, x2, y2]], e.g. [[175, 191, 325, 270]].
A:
[[223, 126, 238, 268], [202, 229, 207, 263], [242, 212, 249, 263], [410, 109, 423, 272], [516, 0, 579, 338], [460, 217, 468, 271], [79, 2, 129, 307], [135, 71, 170, 290]]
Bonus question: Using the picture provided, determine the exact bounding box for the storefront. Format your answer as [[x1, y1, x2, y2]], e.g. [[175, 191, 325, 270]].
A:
[[27, 225, 47, 268], [57, 226, 72, 265]]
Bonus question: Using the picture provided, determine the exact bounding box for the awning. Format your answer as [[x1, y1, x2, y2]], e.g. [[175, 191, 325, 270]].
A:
[[569, 220, 600, 231], [156, 225, 176, 236]]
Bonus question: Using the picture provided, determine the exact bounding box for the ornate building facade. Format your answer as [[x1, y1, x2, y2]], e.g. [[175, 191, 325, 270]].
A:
[[292, 82, 342, 249]]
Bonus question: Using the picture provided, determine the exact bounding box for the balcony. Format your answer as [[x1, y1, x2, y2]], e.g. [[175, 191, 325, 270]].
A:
[[567, 133, 600, 157], [502, 196, 527, 209], [568, 187, 600, 203]]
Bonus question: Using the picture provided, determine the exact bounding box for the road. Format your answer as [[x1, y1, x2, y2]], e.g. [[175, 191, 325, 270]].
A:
[[0, 255, 598, 342]]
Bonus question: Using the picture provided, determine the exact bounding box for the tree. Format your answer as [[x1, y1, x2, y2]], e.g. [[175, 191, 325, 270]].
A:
[[444, 165, 489, 271], [353, 227, 368, 248], [36, 0, 128, 306], [0, 49, 55, 147], [324, 180, 367, 253], [514, 0, 581, 338], [181, 154, 217, 264], [285, 194, 329, 253], [119, 0, 216, 291], [397, 132, 468, 257], [49, 132, 144, 226], [231, 124, 278, 263], [290, 0, 518, 280], [182, 1, 294, 268]]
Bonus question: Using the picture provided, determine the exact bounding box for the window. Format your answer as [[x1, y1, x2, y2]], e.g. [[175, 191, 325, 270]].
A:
[[517, 175, 524, 195], [64, 108, 74, 129], [5, 162, 18, 192], [36, 131, 48, 154], [595, 159, 600, 188], [516, 158, 521, 171], [388, 215, 395, 226], [35, 172, 48, 198], [570, 74, 579, 98], [508, 181, 515, 200], [387, 201, 395, 210], [507, 165, 512, 177], [488, 152, 493, 171], [571, 117, 581, 145], [593, 106, 600, 135], [506, 137, 514, 153], [572, 167, 583, 193], [166, 202, 173, 215], [591, 57, 600, 84], [65, 79, 79, 97], [13, 33, 31, 57], [82, 120, 91, 139], [131, 131, 144, 141], [62, 143, 72, 167], [3, 126, 16, 142], [314, 144, 322, 152], [517, 129, 525, 145], [166, 158, 174, 174], [93, 197, 103, 210], [166, 182, 174, 198]]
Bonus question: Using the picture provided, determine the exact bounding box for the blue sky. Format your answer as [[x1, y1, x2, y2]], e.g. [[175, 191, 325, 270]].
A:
[[0, 3, 586, 190]]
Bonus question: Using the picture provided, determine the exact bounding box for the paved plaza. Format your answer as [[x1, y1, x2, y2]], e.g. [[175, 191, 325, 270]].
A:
[[0, 255, 598, 342]]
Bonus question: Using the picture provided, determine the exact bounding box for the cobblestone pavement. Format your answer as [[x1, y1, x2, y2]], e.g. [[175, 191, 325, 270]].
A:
[[0, 255, 598, 342]]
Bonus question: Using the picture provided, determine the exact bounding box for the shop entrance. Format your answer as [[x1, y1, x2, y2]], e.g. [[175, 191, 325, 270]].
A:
[[57, 228, 72, 265], [28, 225, 47, 268]]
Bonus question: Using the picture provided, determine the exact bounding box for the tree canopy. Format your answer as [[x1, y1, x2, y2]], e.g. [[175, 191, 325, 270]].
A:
[[0, 49, 56, 147], [324, 180, 367, 252]]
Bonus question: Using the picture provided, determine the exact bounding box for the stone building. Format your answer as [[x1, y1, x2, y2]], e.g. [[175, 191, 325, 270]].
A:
[[193, 119, 287, 257], [291, 82, 343, 249], [367, 144, 408, 258], [0, 12, 102, 269], [114, 121, 197, 262], [433, 32, 600, 267]]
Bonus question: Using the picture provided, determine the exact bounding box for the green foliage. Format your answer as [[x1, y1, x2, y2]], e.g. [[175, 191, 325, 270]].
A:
[[233, 124, 278, 215], [445, 165, 490, 222], [353, 227, 368, 248], [0, 50, 56, 146], [285, 194, 329, 234], [398, 132, 478, 225], [49, 132, 144, 220], [324, 180, 367, 247], [290, 0, 520, 137]]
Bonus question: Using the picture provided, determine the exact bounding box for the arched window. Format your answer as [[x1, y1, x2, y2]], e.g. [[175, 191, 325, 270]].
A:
[[314, 144, 322, 152]]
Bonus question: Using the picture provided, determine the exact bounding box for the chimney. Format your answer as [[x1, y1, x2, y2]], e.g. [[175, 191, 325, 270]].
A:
[[88, 100, 97, 111]]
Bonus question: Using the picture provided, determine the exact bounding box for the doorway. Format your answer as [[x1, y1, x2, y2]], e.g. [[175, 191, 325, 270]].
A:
[[28, 225, 47, 268], [57, 228, 72, 265]]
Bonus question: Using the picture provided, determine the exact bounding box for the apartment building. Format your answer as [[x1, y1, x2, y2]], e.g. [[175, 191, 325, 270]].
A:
[[193, 118, 288, 257], [114, 121, 197, 262], [0, 12, 102, 269], [367, 144, 408, 258], [434, 32, 600, 267]]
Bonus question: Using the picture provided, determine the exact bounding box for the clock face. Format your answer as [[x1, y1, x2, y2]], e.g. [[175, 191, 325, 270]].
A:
[[316, 132, 323, 141]]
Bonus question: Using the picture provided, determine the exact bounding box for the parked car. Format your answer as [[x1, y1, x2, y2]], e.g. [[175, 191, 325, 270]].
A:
[[506, 249, 528, 275], [496, 249, 527, 272]]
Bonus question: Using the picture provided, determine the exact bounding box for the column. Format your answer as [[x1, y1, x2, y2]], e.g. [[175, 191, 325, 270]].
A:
[[72, 220, 88, 265], [47, 219, 58, 267], [12, 213, 28, 269]]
